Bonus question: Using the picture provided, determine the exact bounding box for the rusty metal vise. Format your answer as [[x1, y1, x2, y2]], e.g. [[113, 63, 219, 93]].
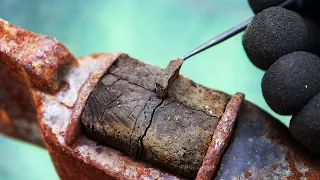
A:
[[0, 18, 319, 180]]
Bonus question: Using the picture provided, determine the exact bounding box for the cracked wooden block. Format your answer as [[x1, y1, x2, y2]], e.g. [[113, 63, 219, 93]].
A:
[[81, 54, 230, 178]]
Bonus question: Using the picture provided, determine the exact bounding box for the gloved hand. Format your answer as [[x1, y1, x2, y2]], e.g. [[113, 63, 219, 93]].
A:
[[242, 0, 320, 154]]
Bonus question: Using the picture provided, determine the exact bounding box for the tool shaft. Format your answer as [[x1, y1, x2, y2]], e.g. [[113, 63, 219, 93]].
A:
[[182, 0, 296, 61], [183, 17, 253, 60]]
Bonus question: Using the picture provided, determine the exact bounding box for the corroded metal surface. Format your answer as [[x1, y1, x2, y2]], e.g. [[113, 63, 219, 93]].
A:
[[215, 101, 320, 179], [0, 18, 75, 94], [0, 50, 43, 146], [37, 53, 184, 180], [0, 17, 75, 146], [196, 93, 244, 180]]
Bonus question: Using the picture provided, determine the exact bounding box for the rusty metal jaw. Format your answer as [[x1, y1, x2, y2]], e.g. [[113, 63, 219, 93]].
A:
[[0, 48, 245, 179]]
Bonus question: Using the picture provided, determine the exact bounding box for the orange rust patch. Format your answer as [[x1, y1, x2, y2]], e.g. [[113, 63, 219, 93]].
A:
[[0, 108, 11, 125], [91, 54, 100, 59], [287, 152, 320, 180], [286, 153, 303, 180], [0, 18, 76, 94], [196, 93, 244, 180]]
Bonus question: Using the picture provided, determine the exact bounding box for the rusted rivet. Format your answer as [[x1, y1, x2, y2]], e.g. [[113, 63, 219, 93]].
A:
[[196, 92, 244, 180]]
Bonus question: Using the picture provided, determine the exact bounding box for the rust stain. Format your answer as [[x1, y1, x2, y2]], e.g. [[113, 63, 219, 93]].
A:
[[0, 18, 76, 94], [244, 170, 252, 178], [261, 107, 320, 179], [272, 165, 278, 170], [286, 152, 320, 180], [196, 93, 244, 180], [0, 108, 12, 125], [91, 54, 100, 59], [0, 108, 15, 136], [286, 153, 303, 180], [0, 49, 43, 145]]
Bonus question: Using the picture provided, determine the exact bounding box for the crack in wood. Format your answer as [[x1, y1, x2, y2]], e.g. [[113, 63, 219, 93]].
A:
[[140, 99, 164, 155], [129, 95, 152, 156], [91, 94, 123, 135], [107, 78, 120, 87], [109, 72, 155, 92], [80, 56, 229, 179]]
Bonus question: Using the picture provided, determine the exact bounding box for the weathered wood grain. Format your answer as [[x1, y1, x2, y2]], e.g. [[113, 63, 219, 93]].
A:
[[81, 54, 230, 178]]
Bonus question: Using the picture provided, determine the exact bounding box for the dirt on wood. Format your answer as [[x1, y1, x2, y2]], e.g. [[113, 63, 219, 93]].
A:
[[81, 54, 230, 178]]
